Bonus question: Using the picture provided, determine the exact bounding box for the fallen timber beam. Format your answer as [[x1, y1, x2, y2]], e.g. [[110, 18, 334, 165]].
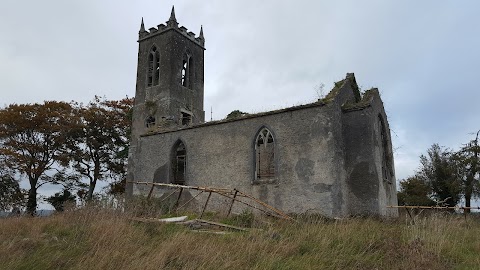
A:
[[194, 219, 249, 232], [129, 216, 188, 223]]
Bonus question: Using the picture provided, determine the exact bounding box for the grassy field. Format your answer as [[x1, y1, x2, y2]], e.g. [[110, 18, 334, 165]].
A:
[[1, 208, 480, 270]]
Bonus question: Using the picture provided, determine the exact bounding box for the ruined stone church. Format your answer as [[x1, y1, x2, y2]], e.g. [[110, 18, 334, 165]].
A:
[[126, 7, 398, 218]]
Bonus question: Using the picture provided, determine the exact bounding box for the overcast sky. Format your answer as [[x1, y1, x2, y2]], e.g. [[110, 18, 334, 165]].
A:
[[1, 1, 479, 207]]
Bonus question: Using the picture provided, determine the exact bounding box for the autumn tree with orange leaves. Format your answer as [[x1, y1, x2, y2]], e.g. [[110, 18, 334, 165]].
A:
[[68, 96, 133, 201], [0, 101, 78, 215]]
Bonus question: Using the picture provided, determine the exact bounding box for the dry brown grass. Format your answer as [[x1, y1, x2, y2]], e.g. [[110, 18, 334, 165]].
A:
[[1, 208, 480, 270]]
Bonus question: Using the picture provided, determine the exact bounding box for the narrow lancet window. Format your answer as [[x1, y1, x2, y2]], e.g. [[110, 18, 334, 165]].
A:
[[147, 46, 160, 87], [255, 128, 275, 180], [181, 54, 193, 89], [154, 52, 160, 85], [147, 54, 154, 87], [181, 60, 187, 87], [188, 57, 194, 89], [172, 141, 186, 185]]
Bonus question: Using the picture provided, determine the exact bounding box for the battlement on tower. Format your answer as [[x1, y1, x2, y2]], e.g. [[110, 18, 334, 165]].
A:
[[138, 6, 205, 48]]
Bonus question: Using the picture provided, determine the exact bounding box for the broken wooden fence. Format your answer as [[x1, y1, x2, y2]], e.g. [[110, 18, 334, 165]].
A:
[[130, 181, 294, 221]]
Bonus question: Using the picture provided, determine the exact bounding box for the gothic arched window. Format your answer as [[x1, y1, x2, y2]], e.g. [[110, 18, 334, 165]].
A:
[[172, 140, 187, 185], [255, 127, 275, 180], [147, 46, 160, 87], [378, 115, 392, 183], [181, 53, 193, 89]]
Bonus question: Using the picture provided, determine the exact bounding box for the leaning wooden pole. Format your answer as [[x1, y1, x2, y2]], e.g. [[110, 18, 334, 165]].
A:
[[226, 189, 238, 217], [200, 191, 212, 218], [146, 184, 156, 200], [215, 191, 286, 219], [237, 191, 293, 221], [176, 190, 204, 211], [173, 188, 184, 209], [159, 188, 181, 204]]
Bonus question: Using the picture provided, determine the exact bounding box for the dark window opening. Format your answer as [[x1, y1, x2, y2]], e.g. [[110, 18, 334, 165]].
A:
[[146, 116, 156, 128], [147, 53, 154, 87], [181, 54, 193, 89], [256, 128, 275, 179], [147, 46, 160, 87], [173, 142, 186, 185], [154, 53, 160, 85], [188, 57, 194, 89], [181, 112, 192, 126], [181, 60, 187, 87]]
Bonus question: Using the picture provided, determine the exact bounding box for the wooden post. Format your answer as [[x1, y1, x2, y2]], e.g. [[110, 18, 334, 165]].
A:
[[226, 189, 238, 217], [174, 188, 184, 210], [147, 184, 155, 200], [404, 205, 415, 225], [177, 190, 204, 210], [200, 191, 212, 219]]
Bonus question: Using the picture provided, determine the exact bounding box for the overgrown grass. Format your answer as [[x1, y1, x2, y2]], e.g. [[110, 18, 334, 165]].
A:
[[1, 208, 480, 269]]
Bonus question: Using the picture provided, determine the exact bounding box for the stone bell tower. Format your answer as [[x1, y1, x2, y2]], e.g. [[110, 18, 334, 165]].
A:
[[131, 6, 205, 141]]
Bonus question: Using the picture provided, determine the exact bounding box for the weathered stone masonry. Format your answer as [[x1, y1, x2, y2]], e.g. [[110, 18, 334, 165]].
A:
[[126, 7, 398, 218]]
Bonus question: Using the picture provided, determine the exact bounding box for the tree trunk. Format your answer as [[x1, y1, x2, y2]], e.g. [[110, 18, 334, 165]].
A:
[[86, 179, 96, 201], [464, 173, 474, 214], [86, 160, 100, 201], [26, 187, 37, 216]]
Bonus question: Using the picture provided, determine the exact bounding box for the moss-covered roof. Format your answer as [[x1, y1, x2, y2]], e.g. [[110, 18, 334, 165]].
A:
[[342, 88, 378, 112], [321, 73, 361, 104]]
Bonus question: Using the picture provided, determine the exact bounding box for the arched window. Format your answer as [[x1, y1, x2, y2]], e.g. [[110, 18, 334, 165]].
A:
[[181, 53, 193, 89], [172, 141, 186, 184], [181, 60, 187, 87], [147, 46, 160, 87], [255, 128, 275, 180], [378, 115, 392, 182]]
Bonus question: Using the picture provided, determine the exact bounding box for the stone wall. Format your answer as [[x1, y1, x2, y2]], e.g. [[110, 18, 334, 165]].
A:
[[131, 101, 349, 217], [128, 74, 399, 218]]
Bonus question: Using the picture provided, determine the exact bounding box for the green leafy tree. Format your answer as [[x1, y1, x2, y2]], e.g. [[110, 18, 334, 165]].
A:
[[417, 144, 462, 207], [0, 101, 77, 215], [397, 176, 435, 206], [68, 97, 133, 201]]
